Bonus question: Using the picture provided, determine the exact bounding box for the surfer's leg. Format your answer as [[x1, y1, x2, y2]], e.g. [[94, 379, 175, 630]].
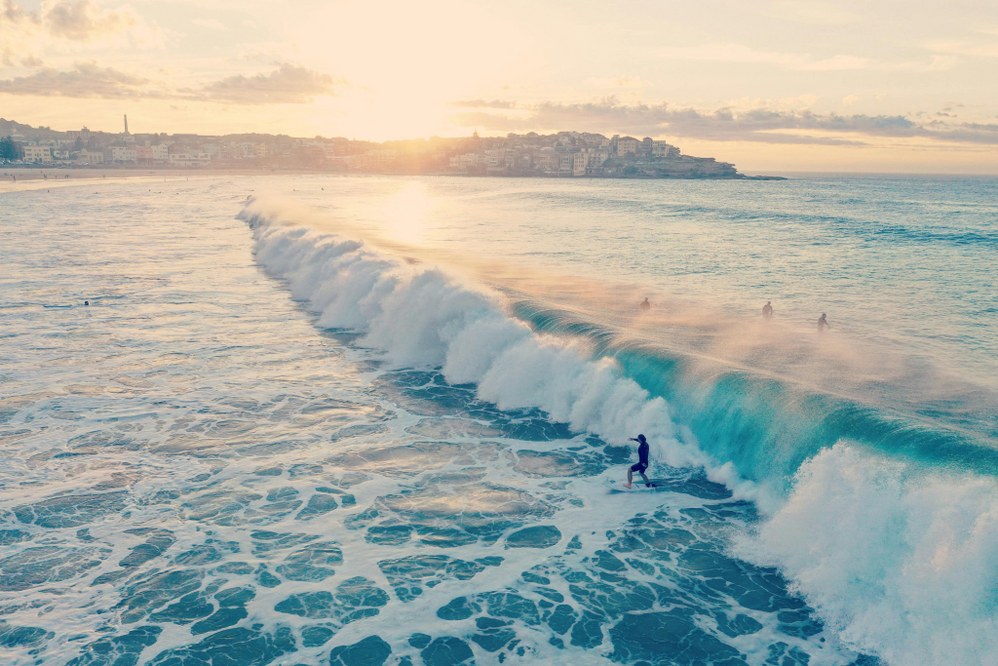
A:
[[625, 468, 633, 488]]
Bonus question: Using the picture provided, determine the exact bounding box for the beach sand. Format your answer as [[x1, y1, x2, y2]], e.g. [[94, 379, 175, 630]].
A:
[[0, 167, 267, 193]]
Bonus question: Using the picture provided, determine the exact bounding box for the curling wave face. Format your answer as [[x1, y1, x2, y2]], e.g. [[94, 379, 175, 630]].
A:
[[241, 192, 998, 665]]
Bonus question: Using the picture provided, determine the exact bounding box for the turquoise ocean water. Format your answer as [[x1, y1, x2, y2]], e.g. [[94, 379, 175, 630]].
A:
[[1, 174, 995, 665]]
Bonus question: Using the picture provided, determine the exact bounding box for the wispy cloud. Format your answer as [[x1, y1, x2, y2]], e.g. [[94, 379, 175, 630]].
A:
[[0, 0, 160, 64], [0, 61, 335, 105], [927, 38, 998, 59], [194, 63, 334, 104], [191, 17, 226, 31], [451, 99, 998, 146], [0, 62, 152, 97], [659, 43, 871, 71], [45, 0, 136, 40], [653, 42, 954, 72], [1, 0, 140, 40]]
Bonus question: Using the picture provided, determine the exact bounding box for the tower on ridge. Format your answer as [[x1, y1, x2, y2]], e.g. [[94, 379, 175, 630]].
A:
[[123, 114, 129, 135]]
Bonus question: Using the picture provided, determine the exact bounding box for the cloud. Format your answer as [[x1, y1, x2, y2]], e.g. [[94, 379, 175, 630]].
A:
[[927, 38, 998, 59], [653, 42, 954, 73], [0, 62, 152, 97], [0, 61, 335, 106], [46, 0, 135, 40], [0, 0, 160, 64], [450, 99, 998, 146], [195, 63, 334, 104], [451, 99, 518, 109], [655, 43, 871, 71], [191, 17, 226, 31], [1, 0, 138, 40]]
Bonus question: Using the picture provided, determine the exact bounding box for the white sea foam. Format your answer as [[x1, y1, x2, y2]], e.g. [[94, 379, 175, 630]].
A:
[[735, 442, 998, 665]]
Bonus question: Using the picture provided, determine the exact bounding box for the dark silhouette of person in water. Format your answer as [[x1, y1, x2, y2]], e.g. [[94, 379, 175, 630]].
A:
[[762, 301, 773, 319], [84, 300, 89, 306], [625, 434, 653, 488], [817, 313, 830, 332], [640, 297, 651, 311]]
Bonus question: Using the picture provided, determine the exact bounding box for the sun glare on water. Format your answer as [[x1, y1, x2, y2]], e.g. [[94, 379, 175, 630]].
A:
[[380, 182, 433, 245]]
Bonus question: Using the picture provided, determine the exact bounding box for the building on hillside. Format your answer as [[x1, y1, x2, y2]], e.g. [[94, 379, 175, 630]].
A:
[[76, 150, 104, 165], [23, 145, 53, 162], [651, 140, 679, 157], [615, 136, 640, 156], [109, 146, 137, 163]]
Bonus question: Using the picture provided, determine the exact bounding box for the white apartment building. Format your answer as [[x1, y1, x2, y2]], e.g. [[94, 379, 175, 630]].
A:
[[110, 146, 137, 163], [449, 153, 484, 169], [76, 150, 104, 164], [651, 140, 678, 157], [616, 137, 640, 155], [23, 145, 53, 163]]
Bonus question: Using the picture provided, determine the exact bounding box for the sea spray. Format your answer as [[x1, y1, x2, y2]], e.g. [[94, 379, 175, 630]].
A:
[[735, 442, 998, 665]]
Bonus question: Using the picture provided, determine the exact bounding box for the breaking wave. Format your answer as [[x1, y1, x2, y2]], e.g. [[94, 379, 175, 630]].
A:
[[240, 197, 998, 665]]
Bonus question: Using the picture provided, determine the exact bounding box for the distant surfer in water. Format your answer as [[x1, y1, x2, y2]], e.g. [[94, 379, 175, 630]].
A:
[[817, 313, 830, 332], [762, 301, 773, 319], [640, 297, 651, 311], [625, 434, 653, 488]]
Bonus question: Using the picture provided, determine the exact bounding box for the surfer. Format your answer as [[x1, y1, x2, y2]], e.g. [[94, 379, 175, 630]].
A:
[[625, 434, 653, 488], [817, 313, 830, 332], [640, 297, 651, 311], [762, 301, 773, 319]]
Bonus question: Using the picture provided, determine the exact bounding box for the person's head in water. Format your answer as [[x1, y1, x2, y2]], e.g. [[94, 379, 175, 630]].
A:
[[640, 297, 650, 310], [84, 300, 89, 306]]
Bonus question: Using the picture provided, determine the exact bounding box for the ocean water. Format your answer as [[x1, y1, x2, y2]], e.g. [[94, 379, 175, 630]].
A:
[[1, 174, 995, 665]]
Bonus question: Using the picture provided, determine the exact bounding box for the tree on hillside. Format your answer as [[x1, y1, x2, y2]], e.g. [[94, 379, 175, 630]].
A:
[[0, 136, 23, 161]]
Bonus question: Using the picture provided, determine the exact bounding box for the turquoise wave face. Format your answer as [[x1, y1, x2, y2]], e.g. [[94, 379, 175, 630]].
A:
[[511, 298, 998, 492], [615, 348, 998, 484]]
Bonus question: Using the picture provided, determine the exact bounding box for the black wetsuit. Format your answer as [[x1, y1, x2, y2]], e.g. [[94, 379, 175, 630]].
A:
[[630, 440, 649, 474]]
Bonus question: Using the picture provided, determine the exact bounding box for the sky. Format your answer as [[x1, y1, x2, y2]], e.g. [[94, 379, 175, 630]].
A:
[[0, 0, 996, 173]]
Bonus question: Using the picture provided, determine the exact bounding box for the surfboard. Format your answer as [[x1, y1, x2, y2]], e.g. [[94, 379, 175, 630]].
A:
[[609, 480, 666, 493]]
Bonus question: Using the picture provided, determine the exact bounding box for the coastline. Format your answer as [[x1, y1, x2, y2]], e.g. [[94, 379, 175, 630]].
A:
[[0, 166, 273, 194], [0, 165, 207, 194], [0, 165, 787, 195]]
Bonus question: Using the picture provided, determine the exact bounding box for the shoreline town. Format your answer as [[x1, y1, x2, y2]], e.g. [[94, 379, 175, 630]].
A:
[[1, 116, 784, 180]]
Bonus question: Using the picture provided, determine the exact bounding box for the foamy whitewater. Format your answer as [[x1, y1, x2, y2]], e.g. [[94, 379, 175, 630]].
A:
[[1, 174, 995, 665]]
